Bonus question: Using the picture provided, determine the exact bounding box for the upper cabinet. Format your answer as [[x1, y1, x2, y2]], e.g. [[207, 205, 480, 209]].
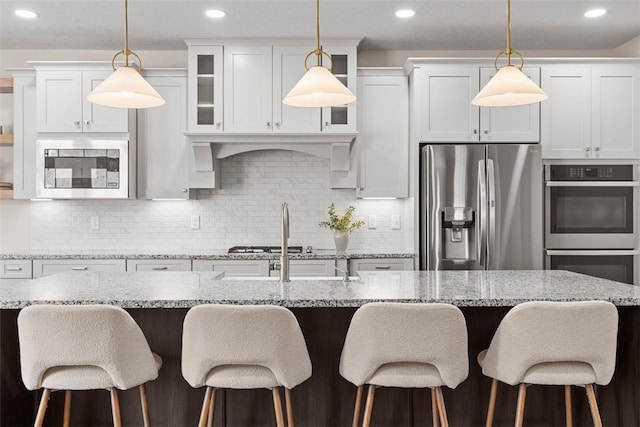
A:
[[541, 64, 640, 159], [356, 69, 409, 198], [33, 65, 129, 133], [412, 65, 540, 143], [184, 40, 358, 134]]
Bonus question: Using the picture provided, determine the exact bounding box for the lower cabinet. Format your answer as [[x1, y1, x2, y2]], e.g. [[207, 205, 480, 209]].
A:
[[0, 260, 33, 284], [192, 260, 270, 277], [126, 259, 192, 272], [349, 258, 414, 273], [32, 259, 127, 278], [269, 259, 336, 277]]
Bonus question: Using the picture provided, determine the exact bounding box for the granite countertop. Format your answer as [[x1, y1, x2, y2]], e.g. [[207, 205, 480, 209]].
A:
[[1, 270, 638, 309], [0, 251, 415, 261]]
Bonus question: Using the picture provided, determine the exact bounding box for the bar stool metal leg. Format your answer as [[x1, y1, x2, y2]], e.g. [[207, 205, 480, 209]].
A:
[[565, 385, 573, 427], [434, 387, 449, 427], [352, 385, 364, 427], [514, 384, 527, 427], [431, 388, 440, 427], [198, 386, 213, 427], [110, 388, 122, 427], [362, 385, 376, 427], [485, 379, 498, 427], [35, 388, 51, 427], [585, 384, 603, 427], [272, 387, 285, 427], [63, 390, 71, 427]]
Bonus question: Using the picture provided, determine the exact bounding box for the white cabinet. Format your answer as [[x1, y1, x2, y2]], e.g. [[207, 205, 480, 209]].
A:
[[0, 260, 32, 280], [35, 67, 129, 133], [187, 45, 223, 133], [11, 71, 37, 199], [349, 258, 414, 272], [32, 259, 126, 278], [224, 45, 273, 132], [416, 66, 540, 143], [270, 259, 336, 277], [126, 259, 191, 272], [356, 69, 408, 198], [192, 259, 270, 277], [541, 64, 639, 159], [138, 71, 190, 199], [185, 40, 358, 134]]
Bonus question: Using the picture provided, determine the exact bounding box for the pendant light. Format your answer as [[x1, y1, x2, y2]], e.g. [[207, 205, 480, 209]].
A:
[[87, 0, 164, 109], [282, 0, 356, 108], [471, 0, 547, 107]]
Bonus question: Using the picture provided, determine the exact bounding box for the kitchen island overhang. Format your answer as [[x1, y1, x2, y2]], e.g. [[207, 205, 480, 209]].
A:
[[1, 270, 639, 426]]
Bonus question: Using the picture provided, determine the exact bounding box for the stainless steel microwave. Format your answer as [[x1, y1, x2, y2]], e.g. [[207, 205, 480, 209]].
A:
[[35, 139, 129, 199]]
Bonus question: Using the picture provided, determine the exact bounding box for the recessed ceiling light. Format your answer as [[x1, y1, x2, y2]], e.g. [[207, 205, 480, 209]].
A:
[[584, 8, 607, 18], [205, 9, 226, 18], [395, 9, 416, 18], [14, 9, 39, 19]]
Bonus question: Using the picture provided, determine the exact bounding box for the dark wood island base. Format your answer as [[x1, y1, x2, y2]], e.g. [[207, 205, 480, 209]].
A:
[[2, 307, 639, 426]]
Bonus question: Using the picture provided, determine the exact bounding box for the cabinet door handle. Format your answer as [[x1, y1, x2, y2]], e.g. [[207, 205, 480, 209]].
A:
[[473, 129, 478, 134], [5, 267, 23, 271], [84, 120, 90, 126], [275, 122, 281, 128], [181, 188, 188, 193], [266, 122, 271, 128], [71, 266, 88, 271], [584, 147, 591, 151], [483, 130, 489, 134], [74, 120, 81, 126], [151, 267, 168, 270], [374, 265, 391, 270], [325, 121, 330, 127]]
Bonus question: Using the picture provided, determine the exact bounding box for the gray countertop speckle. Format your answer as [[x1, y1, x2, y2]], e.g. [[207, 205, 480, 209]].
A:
[[0, 270, 638, 309], [0, 251, 415, 261]]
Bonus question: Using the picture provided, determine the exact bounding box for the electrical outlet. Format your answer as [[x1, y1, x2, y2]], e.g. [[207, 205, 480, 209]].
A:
[[90, 216, 99, 230], [190, 215, 200, 230], [391, 215, 401, 230], [368, 215, 377, 229]]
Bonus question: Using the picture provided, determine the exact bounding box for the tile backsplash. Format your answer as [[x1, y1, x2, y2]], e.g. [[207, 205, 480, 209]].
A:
[[29, 150, 413, 254]]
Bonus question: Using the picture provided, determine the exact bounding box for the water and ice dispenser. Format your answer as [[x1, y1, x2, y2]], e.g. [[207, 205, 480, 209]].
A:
[[442, 207, 474, 260]]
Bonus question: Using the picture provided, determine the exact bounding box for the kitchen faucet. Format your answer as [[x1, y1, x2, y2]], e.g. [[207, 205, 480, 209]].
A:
[[280, 202, 290, 282]]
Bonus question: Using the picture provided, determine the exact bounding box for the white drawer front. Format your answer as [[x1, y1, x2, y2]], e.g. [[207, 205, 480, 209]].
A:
[[0, 260, 33, 279], [192, 260, 270, 277], [349, 258, 414, 272], [33, 259, 127, 278], [126, 260, 192, 272]]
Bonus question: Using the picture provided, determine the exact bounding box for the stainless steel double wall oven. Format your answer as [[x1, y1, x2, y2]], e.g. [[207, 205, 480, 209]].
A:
[[544, 162, 639, 284]]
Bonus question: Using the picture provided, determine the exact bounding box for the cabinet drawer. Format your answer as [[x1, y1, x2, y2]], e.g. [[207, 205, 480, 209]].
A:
[[270, 260, 336, 277], [126, 259, 192, 272], [192, 260, 270, 277], [0, 260, 32, 279], [33, 259, 127, 278], [349, 258, 414, 273]]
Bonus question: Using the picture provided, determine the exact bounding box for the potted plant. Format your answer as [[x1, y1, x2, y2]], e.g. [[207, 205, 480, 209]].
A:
[[319, 203, 365, 253]]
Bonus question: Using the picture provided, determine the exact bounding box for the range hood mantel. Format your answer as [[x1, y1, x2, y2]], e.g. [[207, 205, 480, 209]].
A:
[[185, 132, 358, 190]]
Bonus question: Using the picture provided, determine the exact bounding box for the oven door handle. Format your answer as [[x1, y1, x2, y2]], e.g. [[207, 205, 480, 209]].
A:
[[546, 249, 640, 256], [545, 181, 639, 187]]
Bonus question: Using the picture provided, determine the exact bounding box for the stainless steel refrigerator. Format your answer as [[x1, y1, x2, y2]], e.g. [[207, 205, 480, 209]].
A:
[[420, 144, 543, 270]]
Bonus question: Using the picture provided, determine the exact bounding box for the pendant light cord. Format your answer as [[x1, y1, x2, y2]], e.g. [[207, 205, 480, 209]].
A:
[[315, 0, 321, 66], [124, 0, 129, 66], [505, 0, 512, 66]]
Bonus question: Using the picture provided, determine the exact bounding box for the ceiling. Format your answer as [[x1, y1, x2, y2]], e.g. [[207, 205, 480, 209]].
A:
[[1, 0, 639, 52]]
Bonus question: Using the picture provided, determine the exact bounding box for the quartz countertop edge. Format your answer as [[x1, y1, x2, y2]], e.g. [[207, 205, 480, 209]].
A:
[[1, 270, 639, 309], [0, 252, 415, 260]]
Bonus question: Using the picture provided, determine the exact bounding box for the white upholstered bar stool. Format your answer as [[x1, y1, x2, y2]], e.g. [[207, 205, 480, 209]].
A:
[[181, 304, 312, 427], [17, 304, 162, 427], [478, 301, 618, 427], [339, 302, 469, 427]]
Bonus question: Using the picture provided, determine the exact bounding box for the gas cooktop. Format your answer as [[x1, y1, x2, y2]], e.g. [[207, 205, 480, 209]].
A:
[[228, 246, 304, 254]]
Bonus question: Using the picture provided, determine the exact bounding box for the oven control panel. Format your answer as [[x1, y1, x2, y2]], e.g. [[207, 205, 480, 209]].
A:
[[549, 165, 633, 181]]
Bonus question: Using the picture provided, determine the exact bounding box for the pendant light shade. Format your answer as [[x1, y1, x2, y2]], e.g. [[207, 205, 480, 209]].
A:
[[88, 0, 164, 109], [87, 67, 164, 108], [283, 66, 357, 107], [472, 0, 547, 107], [472, 65, 548, 107], [282, 0, 356, 108]]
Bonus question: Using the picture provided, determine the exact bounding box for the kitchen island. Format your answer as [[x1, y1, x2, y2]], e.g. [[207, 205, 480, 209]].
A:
[[1, 270, 639, 426]]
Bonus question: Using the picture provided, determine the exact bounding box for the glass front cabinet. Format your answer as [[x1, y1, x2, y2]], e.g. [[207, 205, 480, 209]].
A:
[[187, 45, 223, 133]]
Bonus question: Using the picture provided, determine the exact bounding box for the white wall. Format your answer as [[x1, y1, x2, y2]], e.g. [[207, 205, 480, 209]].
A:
[[613, 36, 640, 57]]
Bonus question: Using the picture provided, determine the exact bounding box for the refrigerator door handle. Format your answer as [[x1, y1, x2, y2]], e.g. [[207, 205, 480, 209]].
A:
[[477, 159, 487, 267], [487, 158, 496, 269]]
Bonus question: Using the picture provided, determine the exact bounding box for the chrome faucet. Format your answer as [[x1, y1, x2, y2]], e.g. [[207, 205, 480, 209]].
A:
[[280, 202, 290, 282]]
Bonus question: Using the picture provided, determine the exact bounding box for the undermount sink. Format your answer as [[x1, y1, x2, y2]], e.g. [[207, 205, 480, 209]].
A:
[[221, 276, 360, 281]]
